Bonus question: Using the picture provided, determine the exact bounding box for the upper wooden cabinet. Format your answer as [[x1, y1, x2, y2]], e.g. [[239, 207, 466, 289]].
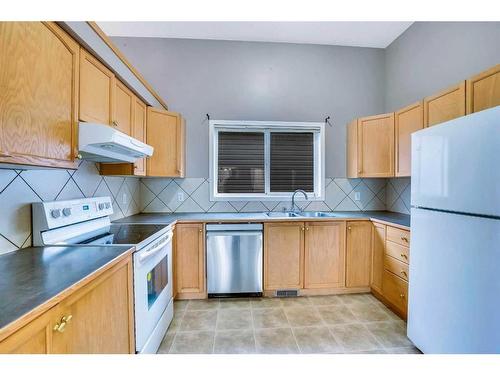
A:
[[264, 222, 305, 291], [174, 223, 206, 299], [79, 48, 115, 125], [0, 255, 134, 354], [346, 119, 359, 178], [304, 221, 346, 289], [113, 80, 134, 135], [147, 107, 186, 177], [358, 113, 395, 178], [424, 81, 466, 127], [0, 22, 79, 169], [132, 97, 147, 176], [345, 221, 372, 288], [395, 101, 424, 177], [466, 64, 500, 114]]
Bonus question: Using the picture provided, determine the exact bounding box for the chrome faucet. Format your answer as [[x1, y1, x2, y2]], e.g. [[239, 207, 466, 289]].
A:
[[290, 189, 308, 213]]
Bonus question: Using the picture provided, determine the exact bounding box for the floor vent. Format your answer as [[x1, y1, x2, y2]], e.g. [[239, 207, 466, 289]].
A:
[[276, 290, 299, 297]]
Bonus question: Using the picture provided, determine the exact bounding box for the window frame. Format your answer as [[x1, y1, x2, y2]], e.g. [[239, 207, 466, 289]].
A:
[[209, 120, 325, 201]]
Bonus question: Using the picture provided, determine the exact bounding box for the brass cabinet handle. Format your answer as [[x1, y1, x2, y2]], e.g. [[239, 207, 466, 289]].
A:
[[399, 293, 405, 299], [62, 315, 73, 323], [199, 229, 203, 233], [400, 270, 408, 277], [400, 253, 408, 259], [76, 153, 82, 160], [112, 121, 118, 127], [301, 227, 305, 231], [53, 315, 73, 333], [401, 236, 409, 242], [306, 227, 309, 231], [348, 226, 352, 230]]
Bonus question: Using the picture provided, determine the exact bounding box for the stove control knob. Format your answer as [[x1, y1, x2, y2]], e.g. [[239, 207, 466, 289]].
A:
[[98, 203, 105, 210], [51, 209, 61, 218], [105, 202, 111, 209], [62, 208, 72, 217]]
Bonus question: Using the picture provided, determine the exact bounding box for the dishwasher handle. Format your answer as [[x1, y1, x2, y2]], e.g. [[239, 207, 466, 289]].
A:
[[206, 230, 262, 238]]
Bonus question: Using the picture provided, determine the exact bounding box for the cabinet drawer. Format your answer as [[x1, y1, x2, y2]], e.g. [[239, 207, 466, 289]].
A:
[[382, 270, 408, 315], [384, 255, 409, 281], [385, 240, 410, 264], [386, 226, 410, 247]]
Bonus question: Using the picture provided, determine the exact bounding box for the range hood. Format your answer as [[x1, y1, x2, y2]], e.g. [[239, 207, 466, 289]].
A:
[[78, 122, 154, 163]]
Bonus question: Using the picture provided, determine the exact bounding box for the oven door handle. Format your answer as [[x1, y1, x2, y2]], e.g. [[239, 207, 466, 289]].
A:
[[137, 233, 172, 264]]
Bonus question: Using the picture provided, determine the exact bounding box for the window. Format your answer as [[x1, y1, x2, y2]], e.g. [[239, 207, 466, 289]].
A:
[[209, 120, 325, 201]]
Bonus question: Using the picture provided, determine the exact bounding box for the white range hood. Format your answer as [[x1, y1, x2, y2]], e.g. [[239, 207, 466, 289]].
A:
[[78, 122, 154, 163]]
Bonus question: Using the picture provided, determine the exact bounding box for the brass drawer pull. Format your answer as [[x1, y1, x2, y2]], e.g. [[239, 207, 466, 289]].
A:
[[399, 293, 405, 299], [400, 270, 408, 277], [400, 253, 408, 260], [401, 236, 408, 243], [53, 315, 73, 333]]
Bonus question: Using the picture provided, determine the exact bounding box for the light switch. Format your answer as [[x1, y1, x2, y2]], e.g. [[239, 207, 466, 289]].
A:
[[122, 192, 127, 205], [354, 192, 361, 201], [177, 192, 185, 202]]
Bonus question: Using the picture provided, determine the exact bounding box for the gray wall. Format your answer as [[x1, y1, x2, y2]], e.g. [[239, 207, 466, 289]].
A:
[[112, 37, 386, 178], [385, 22, 500, 111]]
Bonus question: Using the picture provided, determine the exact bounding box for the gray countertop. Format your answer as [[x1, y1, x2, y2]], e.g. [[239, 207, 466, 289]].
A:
[[113, 210, 411, 228], [0, 245, 133, 331]]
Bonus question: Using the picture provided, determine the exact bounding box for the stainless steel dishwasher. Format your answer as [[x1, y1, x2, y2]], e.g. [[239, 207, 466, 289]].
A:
[[206, 223, 263, 296]]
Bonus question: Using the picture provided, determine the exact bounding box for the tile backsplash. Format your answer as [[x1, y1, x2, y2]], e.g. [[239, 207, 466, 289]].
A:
[[0, 161, 140, 255], [139, 177, 387, 214], [0, 159, 411, 256]]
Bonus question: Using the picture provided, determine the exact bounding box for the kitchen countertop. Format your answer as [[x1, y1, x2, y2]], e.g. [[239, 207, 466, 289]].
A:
[[0, 245, 133, 332], [113, 210, 410, 229]]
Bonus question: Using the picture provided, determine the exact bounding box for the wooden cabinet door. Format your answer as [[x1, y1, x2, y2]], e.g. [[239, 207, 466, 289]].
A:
[[304, 221, 346, 289], [174, 223, 205, 299], [358, 113, 395, 177], [346, 119, 359, 178], [79, 48, 115, 125], [146, 107, 185, 177], [0, 306, 57, 354], [346, 221, 372, 287], [370, 222, 386, 294], [395, 101, 423, 177], [466, 64, 500, 114], [113, 80, 134, 135], [51, 257, 134, 354], [0, 22, 79, 169], [424, 81, 466, 127], [132, 98, 147, 176], [264, 222, 304, 291]]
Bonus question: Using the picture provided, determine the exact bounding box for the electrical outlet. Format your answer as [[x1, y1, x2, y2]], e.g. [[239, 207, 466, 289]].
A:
[[122, 192, 127, 205], [354, 192, 361, 201], [177, 192, 185, 202]]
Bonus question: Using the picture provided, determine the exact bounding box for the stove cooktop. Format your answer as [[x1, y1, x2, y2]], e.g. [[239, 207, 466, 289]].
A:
[[80, 224, 168, 246]]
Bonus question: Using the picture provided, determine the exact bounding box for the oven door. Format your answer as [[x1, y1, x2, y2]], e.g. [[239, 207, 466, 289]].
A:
[[133, 231, 173, 352]]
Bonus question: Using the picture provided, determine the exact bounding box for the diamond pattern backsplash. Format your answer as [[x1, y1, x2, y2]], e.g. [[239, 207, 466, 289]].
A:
[[0, 158, 411, 256], [139, 177, 388, 215], [385, 177, 411, 214], [0, 161, 140, 255]]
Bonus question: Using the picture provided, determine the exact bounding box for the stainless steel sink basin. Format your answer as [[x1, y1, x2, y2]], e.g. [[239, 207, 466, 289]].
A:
[[265, 212, 300, 218], [298, 212, 337, 218]]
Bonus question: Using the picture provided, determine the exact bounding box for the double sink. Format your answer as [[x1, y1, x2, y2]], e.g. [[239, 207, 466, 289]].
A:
[[265, 211, 338, 218]]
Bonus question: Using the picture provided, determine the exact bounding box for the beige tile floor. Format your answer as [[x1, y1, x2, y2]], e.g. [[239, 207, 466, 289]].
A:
[[157, 293, 421, 354]]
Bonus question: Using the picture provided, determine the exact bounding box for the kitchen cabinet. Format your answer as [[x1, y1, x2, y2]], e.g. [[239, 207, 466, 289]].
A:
[[113, 79, 134, 135], [345, 221, 372, 287], [466, 64, 500, 114], [99, 97, 148, 177], [264, 222, 305, 291], [79, 48, 115, 125], [382, 270, 408, 317], [0, 22, 79, 169], [395, 101, 423, 176], [346, 119, 359, 178], [424, 81, 466, 127], [146, 107, 186, 177], [0, 255, 134, 354], [356, 113, 395, 177], [174, 223, 206, 299], [370, 222, 386, 294], [304, 221, 346, 289]]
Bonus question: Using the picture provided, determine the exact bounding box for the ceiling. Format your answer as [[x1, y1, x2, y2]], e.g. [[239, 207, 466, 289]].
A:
[[97, 22, 413, 48]]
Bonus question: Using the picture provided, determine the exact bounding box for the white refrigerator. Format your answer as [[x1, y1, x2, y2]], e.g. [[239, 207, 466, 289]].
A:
[[408, 105, 500, 354]]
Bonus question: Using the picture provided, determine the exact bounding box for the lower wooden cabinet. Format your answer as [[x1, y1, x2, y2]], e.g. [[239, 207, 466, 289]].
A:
[[264, 222, 305, 291], [304, 221, 346, 289], [370, 222, 386, 294], [345, 221, 372, 287], [382, 270, 408, 317], [0, 255, 134, 354], [174, 223, 206, 299]]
